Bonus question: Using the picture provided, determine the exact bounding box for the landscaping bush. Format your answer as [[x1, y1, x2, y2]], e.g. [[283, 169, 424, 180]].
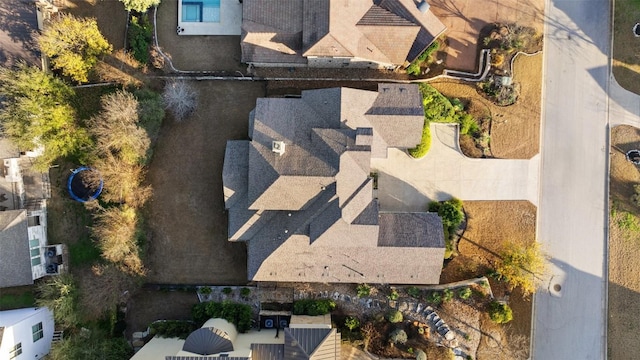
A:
[[386, 309, 403, 323], [407, 286, 421, 299], [426, 291, 442, 306], [199, 287, 212, 295], [631, 184, 640, 207], [240, 287, 251, 299], [406, 41, 440, 76], [488, 301, 513, 324], [388, 288, 399, 301], [127, 16, 153, 64], [442, 288, 454, 303], [415, 349, 427, 360], [458, 287, 472, 300], [191, 301, 253, 333], [356, 284, 371, 298], [35, 275, 80, 330], [345, 316, 360, 331], [389, 328, 408, 345], [408, 120, 431, 159], [222, 287, 233, 295], [292, 299, 336, 316], [150, 320, 197, 339], [134, 88, 165, 143]]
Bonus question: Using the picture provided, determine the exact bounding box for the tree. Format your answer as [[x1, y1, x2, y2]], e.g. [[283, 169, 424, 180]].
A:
[[92, 205, 144, 275], [76, 264, 141, 320], [119, 0, 161, 13], [35, 275, 80, 329], [89, 91, 151, 165], [38, 14, 112, 83], [0, 64, 92, 170], [94, 152, 152, 207], [134, 88, 165, 142], [495, 242, 548, 296], [488, 301, 513, 324], [163, 80, 198, 121], [50, 329, 132, 360]]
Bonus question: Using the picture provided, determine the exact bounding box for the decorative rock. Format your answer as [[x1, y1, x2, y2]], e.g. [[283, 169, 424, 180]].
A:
[[333, 292, 340, 300], [398, 301, 409, 312], [416, 303, 424, 313], [388, 300, 397, 308]]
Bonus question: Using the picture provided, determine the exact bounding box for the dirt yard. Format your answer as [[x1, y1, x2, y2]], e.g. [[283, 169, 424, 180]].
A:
[[63, 0, 128, 50], [125, 289, 200, 336], [155, 0, 244, 72], [430, 53, 542, 159], [608, 125, 640, 360], [430, 0, 544, 71], [145, 80, 265, 285], [612, 0, 640, 95], [440, 200, 536, 359]]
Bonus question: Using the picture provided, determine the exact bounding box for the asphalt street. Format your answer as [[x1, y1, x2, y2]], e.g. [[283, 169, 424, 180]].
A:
[[533, 0, 611, 358]]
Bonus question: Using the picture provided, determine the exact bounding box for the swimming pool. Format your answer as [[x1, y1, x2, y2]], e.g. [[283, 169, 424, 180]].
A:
[[182, 0, 220, 23]]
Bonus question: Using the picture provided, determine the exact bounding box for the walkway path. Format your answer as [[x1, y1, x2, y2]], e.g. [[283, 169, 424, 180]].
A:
[[609, 76, 640, 127], [532, 0, 611, 358], [371, 123, 539, 212]]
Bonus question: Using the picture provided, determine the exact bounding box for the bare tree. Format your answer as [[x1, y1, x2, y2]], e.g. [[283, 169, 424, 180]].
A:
[[92, 206, 139, 264], [94, 152, 152, 207], [77, 264, 140, 320], [163, 80, 198, 121]]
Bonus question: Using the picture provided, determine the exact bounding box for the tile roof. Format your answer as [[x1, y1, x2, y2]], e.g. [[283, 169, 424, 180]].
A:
[[242, 0, 446, 66], [224, 85, 445, 284], [0, 210, 32, 288]]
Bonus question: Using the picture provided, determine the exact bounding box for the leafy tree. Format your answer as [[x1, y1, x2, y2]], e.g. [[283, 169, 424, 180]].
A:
[[120, 0, 161, 13], [134, 88, 165, 142], [35, 275, 79, 329], [49, 330, 132, 360], [495, 242, 548, 296], [389, 328, 408, 345], [488, 301, 513, 324], [386, 309, 403, 323], [344, 316, 360, 331], [38, 14, 112, 83], [0, 64, 92, 170], [163, 80, 198, 121]]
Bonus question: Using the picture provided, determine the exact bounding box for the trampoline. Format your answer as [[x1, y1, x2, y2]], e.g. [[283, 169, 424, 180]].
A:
[[67, 167, 103, 202]]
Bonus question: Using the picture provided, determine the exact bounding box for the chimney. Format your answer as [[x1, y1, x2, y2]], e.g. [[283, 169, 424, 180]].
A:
[[417, 0, 430, 13], [272, 141, 286, 156]]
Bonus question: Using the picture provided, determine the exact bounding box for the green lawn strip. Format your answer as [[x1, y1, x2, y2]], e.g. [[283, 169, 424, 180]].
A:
[[0, 291, 36, 310]]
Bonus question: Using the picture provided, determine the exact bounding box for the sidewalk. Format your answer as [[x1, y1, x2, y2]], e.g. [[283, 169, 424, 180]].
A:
[[371, 123, 539, 212]]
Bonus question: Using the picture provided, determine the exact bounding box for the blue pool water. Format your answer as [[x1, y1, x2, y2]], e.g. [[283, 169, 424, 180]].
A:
[[182, 0, 220, 23]]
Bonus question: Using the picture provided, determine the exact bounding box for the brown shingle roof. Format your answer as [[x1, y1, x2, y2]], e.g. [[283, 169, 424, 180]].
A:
[[224, 85, 445, 284]]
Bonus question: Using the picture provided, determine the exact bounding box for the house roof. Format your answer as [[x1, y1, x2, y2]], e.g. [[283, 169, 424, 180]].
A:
[[241, 0, 446, 66], [222, 85, 445, 284], [251, 343, 284, 360], [0, 210, 32, 288], [284, 328, 340, 360]]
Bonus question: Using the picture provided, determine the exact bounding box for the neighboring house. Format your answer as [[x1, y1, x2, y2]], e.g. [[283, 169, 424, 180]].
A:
[[0, 138, 62, 288], [131, 316, 340, 359], [0, 307, 55, 360], [241, 0, 446, 69], [222, 84, 445, 285]]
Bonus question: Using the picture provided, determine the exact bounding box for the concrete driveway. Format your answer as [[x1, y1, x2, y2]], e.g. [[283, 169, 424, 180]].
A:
[[532, 0, 610, 358], [610, 76, 640, 127], [371, 123, 539, 212], [430, 0, 544, 71]]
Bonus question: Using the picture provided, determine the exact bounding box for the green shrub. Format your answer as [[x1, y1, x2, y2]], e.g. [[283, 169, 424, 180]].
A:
[[406, 62, 422, 76], [240, 287, 251, 299], [460, 114, 480, 135], [488, 301, 513, 324], [426, 291, 442, 305], [631, 184, 640, 207], [345, 316, 360, 331], [407, 286, 421, 298], [191, 301, 253, 332], [199, 287, 212, 295], [150, 320, 196, 339], [458, 287, 472, 300], [442, 288, 454, 302], [408, 120, 431, 158], [134, 88, 165, 143], [388, 289, 399, 301], [127, 16, 152, 64], [292, 299, 336, 316], [386, 309, 403, 323], [222, 287, 233, 295], [356, 284, 371, 298], [389, 328, 408, 344]]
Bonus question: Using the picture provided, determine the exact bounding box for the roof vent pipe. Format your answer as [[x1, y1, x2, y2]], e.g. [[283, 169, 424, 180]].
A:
[[418, 0, 430, 13], [272, 141, 286, 156]]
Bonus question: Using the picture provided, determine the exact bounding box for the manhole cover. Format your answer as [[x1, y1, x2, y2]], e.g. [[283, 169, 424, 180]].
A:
[[553, 284, 562, 292]]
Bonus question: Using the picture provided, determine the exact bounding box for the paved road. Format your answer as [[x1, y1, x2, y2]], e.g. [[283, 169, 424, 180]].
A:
[[371, 123, 539, 212], [532, 0, 611, 358]]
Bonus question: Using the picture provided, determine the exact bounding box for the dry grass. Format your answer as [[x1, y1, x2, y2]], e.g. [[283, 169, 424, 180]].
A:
[[609, 125, 640, 360], [440, 201, 536, 359], [429, 53, 542, 159], [63, 0, 128, 50], [145, 81, 265, 284], [612, 0, 640, 94]]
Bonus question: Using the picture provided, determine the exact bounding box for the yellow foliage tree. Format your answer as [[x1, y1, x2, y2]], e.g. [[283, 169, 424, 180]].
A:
[[38, 14, 112, 83], [496, 242, 548, 296]]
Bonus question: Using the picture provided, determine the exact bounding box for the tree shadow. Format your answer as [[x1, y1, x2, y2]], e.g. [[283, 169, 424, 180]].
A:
[[0, 0, 40, 66]]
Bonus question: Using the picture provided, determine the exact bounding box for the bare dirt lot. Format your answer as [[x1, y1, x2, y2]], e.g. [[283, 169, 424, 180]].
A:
[[430, 0, 544, 71], [608, 125, 640, 360], [125, 289, 200, 336], [612, 0, 640, 95], [155, 0, 244, 72], [145, 80, 265, 285], [430, 53, 542, 159], [440, 200, 536, 359], [63, 0, 128, 50]]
